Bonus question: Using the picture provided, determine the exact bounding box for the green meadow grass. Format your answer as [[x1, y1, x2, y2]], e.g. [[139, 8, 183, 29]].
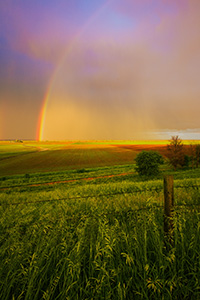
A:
[[0, 176, 200, 299], [0, 141, 200, 299]]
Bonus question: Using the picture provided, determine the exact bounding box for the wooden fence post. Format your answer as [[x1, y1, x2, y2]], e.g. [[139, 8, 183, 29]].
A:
[[164, 175, 174, 248]]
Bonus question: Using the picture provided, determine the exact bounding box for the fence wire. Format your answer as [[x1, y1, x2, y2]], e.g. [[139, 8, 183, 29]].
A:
[[1, 202, 199, 233], [0, 188, 200, 232], [1, 186, 200, 207], [1, 177, 200, 192], [0, 187, 164, 206]]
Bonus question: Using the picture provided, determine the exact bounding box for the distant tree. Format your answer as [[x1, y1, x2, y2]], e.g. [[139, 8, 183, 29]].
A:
[[135, 150, 164, 177], [166, 136, 184, 170]]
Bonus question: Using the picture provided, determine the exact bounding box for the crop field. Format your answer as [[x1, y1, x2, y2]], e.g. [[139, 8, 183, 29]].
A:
[[0, 139, 193, 176], [0, 141, 140, 176], [0, 140, 170, 176], [0, 140, 200, 299]]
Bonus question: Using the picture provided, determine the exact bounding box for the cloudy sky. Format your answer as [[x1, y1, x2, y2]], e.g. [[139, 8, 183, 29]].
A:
[[1, 0, 200, 140]]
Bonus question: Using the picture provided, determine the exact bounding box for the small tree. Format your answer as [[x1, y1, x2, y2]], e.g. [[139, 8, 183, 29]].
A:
[[135, 150, 164, 177], [166, 136, 184, 170]]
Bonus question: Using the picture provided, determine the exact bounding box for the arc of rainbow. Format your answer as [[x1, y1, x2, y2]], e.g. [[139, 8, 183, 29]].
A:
[[36, 0, 114, 141]]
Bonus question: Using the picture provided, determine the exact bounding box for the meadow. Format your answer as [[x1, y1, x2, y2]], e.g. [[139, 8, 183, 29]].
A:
[[0, 140, 200, 299]]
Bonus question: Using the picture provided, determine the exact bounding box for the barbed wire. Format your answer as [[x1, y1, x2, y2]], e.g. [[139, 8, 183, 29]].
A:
[[175, 183, 200, 188], [1, 183, 200, 206], [1, 189, 200, 209], [174, 203, 200, 209], [0, 205, 164, 231], [0, 188, 164, 206], [1, 180, 200, 192], [1, 203, 199, 232]]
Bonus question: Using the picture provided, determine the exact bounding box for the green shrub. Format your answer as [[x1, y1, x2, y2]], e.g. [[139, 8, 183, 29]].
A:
[[135, 150, 164, 177]]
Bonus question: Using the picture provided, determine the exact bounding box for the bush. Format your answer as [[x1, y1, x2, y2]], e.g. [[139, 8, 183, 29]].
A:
[[135, 151, 164, 177]]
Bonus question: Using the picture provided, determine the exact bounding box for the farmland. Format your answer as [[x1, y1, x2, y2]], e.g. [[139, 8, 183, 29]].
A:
[[0, 140, 140, 176], [0, 140, 200, 299], [0, 139, 193, 176]]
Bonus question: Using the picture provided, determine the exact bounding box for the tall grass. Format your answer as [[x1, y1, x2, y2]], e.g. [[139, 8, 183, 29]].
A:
[[0, 178, 200, 299]]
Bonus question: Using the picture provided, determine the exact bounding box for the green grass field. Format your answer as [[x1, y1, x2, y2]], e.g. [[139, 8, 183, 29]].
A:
[[0, 141, 200, 299]]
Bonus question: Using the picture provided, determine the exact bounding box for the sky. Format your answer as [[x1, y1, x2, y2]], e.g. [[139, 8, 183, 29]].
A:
[[1, 0, 200, 140]]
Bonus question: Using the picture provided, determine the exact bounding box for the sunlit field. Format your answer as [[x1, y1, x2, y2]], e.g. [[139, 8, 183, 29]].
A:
[[0, 140, 168, 176], [0, 140, 200, 299], [0, 140, 196, 176]]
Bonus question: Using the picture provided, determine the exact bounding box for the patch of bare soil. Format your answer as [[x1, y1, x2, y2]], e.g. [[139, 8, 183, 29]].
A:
[[0, 172, 133, 190]]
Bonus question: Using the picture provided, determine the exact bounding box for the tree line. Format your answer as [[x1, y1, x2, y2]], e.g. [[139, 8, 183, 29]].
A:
[[135, 136, 200, 177]]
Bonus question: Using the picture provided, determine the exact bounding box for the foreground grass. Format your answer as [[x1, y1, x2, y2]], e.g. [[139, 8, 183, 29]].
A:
[[0, 169, 200, 299]]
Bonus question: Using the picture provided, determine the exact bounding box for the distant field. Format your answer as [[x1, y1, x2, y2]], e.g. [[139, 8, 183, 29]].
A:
[[0, 140, 198, 176], [0, 140, 163, 176], [0, 140, 137, 176]]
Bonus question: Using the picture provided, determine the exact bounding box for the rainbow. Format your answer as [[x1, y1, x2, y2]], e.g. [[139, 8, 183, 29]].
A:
[[36, 0, 114, 141], [36, 89, 51, 141]]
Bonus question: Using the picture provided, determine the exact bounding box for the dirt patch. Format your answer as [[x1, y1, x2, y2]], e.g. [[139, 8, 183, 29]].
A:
[[27, 172, 133, 187], [0, 172, 133, 190]]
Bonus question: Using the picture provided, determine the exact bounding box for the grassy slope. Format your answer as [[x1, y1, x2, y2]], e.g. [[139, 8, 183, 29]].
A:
[[0, 141, 200, 299]]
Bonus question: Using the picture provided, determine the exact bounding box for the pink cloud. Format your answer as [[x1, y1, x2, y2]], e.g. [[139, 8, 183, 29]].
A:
[[0, 2, 80, 64]]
